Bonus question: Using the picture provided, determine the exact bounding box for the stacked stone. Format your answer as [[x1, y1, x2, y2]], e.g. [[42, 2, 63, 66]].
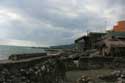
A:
[[0, 59, 66, 83]]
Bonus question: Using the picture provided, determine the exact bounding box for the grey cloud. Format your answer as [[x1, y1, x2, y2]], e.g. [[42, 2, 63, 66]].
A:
[[0, 0, 124, 46]]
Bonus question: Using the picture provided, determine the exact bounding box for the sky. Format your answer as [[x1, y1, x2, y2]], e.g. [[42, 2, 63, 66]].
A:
[[0, 0, 124, 47]]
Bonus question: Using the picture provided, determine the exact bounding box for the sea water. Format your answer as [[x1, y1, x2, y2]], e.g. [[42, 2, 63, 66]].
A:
[[0, 45, 45, 60]]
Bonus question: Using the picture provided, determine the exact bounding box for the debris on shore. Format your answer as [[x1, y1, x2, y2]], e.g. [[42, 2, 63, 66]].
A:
[[0, 21, 125, 83]]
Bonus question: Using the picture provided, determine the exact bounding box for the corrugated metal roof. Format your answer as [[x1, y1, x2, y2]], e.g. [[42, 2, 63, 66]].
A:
[[108, 32, 125, 38]]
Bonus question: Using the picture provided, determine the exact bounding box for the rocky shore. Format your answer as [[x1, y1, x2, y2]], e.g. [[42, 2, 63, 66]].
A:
[[0, 51, 67, 83], [0, 49, 125, 83]]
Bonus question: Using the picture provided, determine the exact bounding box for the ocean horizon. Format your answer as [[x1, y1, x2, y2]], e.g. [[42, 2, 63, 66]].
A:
[[0, 45, 45, 60]]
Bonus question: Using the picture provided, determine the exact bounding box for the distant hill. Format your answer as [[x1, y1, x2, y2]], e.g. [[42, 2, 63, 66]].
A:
[[31, 47, 49, 49], [50, 44, 75, 49]]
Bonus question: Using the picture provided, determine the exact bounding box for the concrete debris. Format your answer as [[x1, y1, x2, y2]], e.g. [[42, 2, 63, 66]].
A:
[[76, 75, 95, 83], [98, 70, 125, 82]]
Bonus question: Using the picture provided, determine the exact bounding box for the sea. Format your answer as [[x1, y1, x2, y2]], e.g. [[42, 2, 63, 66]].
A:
[[0, 45, 45, 60]]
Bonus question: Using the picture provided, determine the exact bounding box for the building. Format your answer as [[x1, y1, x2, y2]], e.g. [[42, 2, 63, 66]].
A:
[[113, 21, 125, 32], [75, 32, 106, 52]]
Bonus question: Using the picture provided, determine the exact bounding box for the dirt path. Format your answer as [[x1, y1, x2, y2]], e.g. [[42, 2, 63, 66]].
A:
[[65, 69, 116, 83]]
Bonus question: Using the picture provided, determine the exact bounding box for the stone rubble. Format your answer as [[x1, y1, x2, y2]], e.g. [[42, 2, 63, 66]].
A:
[[0, 59, 66, 83], [98, 70, 125, 83]]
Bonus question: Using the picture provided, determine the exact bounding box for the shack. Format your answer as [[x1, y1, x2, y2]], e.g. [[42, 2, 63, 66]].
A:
[[75, 32, 106, 52]]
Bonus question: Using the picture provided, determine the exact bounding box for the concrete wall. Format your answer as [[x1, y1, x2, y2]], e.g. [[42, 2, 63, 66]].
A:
[[79, 57, 125, 70]]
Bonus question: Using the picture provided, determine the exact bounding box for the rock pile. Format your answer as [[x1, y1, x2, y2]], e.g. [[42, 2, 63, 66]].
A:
[[0, 59, 66, 83], [99, 70, 125, 83], [76, 75, 95, 83]]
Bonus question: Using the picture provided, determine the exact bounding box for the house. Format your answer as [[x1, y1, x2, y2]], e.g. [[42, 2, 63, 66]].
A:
[[75, 32, 106, 52]]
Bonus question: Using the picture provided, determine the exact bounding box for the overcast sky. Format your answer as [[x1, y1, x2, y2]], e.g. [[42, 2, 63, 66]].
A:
[[0, 0, 124, 46]]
